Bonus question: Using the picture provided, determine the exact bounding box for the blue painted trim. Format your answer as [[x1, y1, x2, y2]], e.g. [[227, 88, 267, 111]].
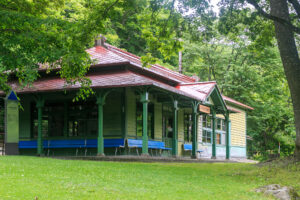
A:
[[6, 90, 18, 101]]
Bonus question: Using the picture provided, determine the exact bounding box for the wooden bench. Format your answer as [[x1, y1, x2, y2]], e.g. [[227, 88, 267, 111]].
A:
[[183, 144, 203, 157], [127, 139, 171, 156]]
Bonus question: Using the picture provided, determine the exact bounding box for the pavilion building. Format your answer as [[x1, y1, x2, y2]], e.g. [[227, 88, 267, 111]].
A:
[[0, 40, 253, 158]]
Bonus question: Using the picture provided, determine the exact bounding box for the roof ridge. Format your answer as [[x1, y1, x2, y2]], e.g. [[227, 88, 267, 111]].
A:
[[105, 43, 196, 82]]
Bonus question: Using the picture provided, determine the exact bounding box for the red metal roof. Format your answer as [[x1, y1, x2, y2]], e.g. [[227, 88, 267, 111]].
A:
[[3, 42, 253, 111], [176, 82, 216, 101], [86, 46, 129, 66], [7, 70, 202, 101], [222, 95, 254, 110], [99, 44, 196, 83]]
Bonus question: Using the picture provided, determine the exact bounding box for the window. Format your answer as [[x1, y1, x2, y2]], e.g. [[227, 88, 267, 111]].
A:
[[31, 101, 98, 138], [162, 105, 173, 139], [184, 114, 192, 142], [31, 103, 49, 138], [202, 115, 226, 145], [136, 103, 154, 139], [202, 115, 211, 128], [202, 130, 211, 143], [217, 118, 226, 131], [68, 102, 97, 137], [217, 119, 222, 130]]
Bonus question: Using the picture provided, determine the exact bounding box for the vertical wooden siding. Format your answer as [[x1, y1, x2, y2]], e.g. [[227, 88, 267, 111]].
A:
[[229, 110, 246, 147], [154, 102, 162, 140], [197, 115, 203, 144], [178, 109, 184, 155], [126, 88, 136, 137]]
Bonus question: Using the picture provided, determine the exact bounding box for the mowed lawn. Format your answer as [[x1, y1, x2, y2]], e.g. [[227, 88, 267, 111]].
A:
[[0, 157, 299, 200]]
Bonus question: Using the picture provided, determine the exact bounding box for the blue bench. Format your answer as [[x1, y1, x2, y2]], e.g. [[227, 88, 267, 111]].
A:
[[183, 144, 203, 157], [19, 139, 125, 156], [84, 139, 125, 155], [19, 140, 48, 149], [127, 139, 171, 156]]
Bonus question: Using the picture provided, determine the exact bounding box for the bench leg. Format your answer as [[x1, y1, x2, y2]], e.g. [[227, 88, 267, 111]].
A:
[[85, 148, 87, 157], [47, 149, 50, 157], [76, 149, 78, 156], [115, 147, 118, 156], [136, 148, 139, 156]]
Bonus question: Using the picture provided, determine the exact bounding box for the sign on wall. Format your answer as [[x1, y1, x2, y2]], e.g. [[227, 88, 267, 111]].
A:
[[199, 105, 210, 114]]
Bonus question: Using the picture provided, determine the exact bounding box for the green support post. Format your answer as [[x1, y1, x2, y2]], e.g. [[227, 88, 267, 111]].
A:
[[172, 100, 178, 157], [96, 94, 106, 156], [140, 91, 149, 156], [63, 102, 68, 137], [191, 102, 198, 159], [211, 109, 216, 159], [225, 112, 231, 159], [36, 97, 44, 156]]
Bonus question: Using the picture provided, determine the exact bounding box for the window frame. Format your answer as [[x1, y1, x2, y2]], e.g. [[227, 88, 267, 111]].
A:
[[202, 115, 226, 146]]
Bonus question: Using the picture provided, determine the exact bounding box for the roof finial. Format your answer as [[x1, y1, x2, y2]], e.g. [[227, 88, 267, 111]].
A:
[[94, 34, 107, 47], [192, 74, 200, 82]]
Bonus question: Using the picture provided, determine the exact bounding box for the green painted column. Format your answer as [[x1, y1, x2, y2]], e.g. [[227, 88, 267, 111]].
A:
[[191, 103, 198, 159], [140, 91, 149, 156], [63, 102, 68, 137], [211, 109, 216, 159], [225, 112, 231, 159], [96, 95, 105, 156], [36, 98, 44, 156], [172, 100, 178, 157]]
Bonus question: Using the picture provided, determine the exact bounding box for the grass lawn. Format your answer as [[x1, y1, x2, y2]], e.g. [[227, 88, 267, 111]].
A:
[[0, 156, 299, 200]]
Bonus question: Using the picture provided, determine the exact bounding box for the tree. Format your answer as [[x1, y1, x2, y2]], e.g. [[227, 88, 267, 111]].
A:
[[242, 0, 300, 158]]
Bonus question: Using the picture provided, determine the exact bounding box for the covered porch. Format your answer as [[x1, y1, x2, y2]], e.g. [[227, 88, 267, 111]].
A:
[[5, 68, 232, 159]]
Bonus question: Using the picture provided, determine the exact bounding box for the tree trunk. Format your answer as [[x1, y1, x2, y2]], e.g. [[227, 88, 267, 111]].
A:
[[270, 0, 300, 159]]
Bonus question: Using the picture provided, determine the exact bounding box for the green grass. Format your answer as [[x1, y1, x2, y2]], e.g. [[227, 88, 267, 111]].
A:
[[0, 156, 299, 200]]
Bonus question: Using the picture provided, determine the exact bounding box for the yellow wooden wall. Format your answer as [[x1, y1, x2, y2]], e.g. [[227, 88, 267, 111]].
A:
[[178, 109, 184, 155], [197, 115, 203, 144], [154, 100, 162, 140], [229, 109, 246, 147]]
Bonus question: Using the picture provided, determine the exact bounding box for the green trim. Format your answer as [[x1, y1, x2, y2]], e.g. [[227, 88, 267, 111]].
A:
[[206, 86, 227, 113], [140, 90, 149, 156], [172, 100, 178, 156], [211, 109, 216, 159], [191, 101, 199, 158], [36, 97, 44, 156], [225, 112, 230, 159], [96, 90, 111, 156], [122, 88, 126, 138]]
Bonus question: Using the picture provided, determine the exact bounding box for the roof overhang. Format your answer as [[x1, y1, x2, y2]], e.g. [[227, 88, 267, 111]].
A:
[[2, 69, 202, 102]]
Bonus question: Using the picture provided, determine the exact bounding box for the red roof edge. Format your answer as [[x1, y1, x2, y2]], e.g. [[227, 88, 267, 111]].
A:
[[222, 95, 254, 110], [178, 81, 217, 86]]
